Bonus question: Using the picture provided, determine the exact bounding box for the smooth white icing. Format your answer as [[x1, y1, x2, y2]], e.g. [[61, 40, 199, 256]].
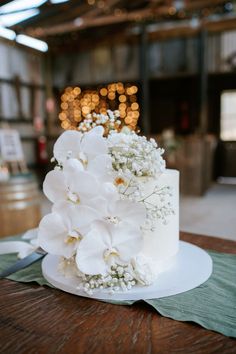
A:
[[140, 169, 179, 275]]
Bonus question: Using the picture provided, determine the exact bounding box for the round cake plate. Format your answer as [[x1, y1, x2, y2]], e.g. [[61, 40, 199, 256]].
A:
[[42, 241, 213, 301]]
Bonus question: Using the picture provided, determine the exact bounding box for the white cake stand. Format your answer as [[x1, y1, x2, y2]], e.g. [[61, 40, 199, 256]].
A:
[[42, 241, 213, 301]]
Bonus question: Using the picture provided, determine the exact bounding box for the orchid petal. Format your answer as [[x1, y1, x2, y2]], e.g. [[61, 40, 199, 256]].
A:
[[54, 201, 100, 233], [38, 213, 76, 259], [70, 205, 100, 232], [63, 158, 84, 185], [81, 196, 107, 217], [64, 158, 84, 174], [87, 154, 112, 180], [111, 223, 143, 262], [82, 183, 118, 215], [43, 170, 67, 204], [100, 182, 119, 202], [69, 171, 100, 199], [111, 199, 146, 226], [81, 132, 108, 158], [88, 126, 104, 136], [76, 223, 111, 275], [53, 130, 82, 164], [52, 200, 71, 214]]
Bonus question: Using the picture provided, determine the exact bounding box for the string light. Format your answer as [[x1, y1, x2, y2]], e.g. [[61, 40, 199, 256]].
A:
[[59, 82, 140, 132]]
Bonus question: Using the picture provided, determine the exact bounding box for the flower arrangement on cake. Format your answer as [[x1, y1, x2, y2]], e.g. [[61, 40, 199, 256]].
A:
[[38, 110, 179, 295]]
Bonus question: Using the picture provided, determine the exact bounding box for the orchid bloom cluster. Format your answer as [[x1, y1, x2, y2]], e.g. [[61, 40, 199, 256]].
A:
[[38, 124, 174, 293], [38, 126, 149, 292]]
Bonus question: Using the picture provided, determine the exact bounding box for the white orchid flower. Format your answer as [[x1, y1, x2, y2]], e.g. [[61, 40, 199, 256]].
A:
[[38, 203, 100, 259], [76, 220, 143, 275], [43, 158, 100, 204], [88, 196, 146, 229], [103, 199, 146, 227], [53, 126, 108, 167]]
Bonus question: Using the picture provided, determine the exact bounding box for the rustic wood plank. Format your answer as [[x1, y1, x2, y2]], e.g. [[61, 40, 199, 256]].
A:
[[180, 232, 236, 254], [0, 232, 235, 353]]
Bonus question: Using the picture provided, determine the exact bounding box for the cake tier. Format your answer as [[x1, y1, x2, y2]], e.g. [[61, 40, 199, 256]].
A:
[[140, 169, 179, 274]]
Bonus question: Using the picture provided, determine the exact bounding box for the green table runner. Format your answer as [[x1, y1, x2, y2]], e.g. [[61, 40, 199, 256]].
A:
[[0, 239, 236, 338]]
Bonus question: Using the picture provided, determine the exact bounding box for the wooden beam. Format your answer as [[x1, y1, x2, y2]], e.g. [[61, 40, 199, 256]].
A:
[[148, 24, 199, 41], [183, 0, 230, 11], [205, 15, 236, 32], [83, 0, 123, 19], [26, 3, 236, 40], [47, 12, 236, 54], [146, 15, 236, 42], [26, 6, 170, 37]]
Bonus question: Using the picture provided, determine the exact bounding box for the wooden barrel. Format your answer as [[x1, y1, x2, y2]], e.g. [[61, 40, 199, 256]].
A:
[[0, 175, 41, 238]]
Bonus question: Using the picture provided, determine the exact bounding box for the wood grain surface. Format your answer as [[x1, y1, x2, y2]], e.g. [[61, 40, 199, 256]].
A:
[[0, 232, 235, 354]]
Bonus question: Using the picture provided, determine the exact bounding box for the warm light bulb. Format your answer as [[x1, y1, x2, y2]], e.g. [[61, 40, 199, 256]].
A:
[[119, 95, 126, 103], [100, 88, 108, 96]]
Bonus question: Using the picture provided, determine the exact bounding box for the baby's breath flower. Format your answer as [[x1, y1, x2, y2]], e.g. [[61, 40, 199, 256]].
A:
[[108, 131, 165, 178], [76, 110, 133, 135], [77, 263, 137, 295]]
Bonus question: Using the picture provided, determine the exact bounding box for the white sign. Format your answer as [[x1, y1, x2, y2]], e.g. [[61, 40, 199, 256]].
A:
[[0, 129, 24, 162]]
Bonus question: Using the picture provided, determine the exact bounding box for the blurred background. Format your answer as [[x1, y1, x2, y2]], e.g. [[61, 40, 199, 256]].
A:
[[0, 0, 236, 240]]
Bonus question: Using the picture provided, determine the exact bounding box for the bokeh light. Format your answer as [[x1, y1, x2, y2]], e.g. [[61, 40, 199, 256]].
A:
[[59, 82, 140, 132]]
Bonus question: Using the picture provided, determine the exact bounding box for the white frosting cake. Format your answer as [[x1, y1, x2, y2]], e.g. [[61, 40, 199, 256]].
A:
[[38, 118, 180, 294]]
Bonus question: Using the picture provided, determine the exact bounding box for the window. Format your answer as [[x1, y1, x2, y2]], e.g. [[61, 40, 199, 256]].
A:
[[220, 90, 236, 141]]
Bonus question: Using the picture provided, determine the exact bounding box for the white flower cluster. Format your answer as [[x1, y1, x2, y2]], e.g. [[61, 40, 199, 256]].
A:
[[77, 110, 121, 133], [38, 126, 149, 294], [59, 249, 155, 295], [143, 186, 175, 229], [78, 264, 137, 295], [108, 131, 166, 177]]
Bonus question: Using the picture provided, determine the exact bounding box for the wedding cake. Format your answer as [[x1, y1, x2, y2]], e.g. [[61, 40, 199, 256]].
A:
[[38, 110, 179, 294]]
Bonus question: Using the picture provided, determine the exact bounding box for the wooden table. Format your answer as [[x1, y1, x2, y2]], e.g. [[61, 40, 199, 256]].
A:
[[0, 232, 235, 353]]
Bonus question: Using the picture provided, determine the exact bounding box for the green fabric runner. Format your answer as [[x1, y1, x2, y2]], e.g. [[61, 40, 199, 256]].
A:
[[1, 238, 236, 338]]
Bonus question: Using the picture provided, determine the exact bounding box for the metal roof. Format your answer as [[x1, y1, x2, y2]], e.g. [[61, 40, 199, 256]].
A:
[[1, 1, 235, 50]]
